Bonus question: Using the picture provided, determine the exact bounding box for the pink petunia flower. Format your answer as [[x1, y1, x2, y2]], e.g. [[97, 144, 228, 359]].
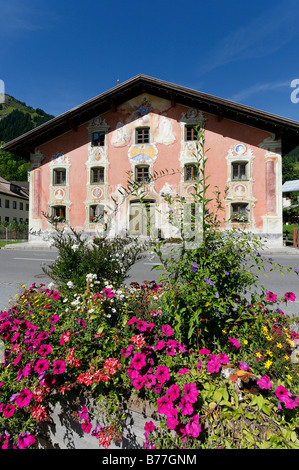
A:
[[179, 397, 193, 416], [52, 360, 66, 374], [284, 292, 296, 301], [38, 344, 52, 356], [51, 291, 60, 300], [266, 291, 277, 302], [3, 404, 15, 418], [178, 368, 189, 376], [161, 325, 174, 337], [144, 421, 156, 435], [185, 414, 201, 438], [15, 388, 32, 408], [257, 375, 272, 390], [183, 383, 199, 403], [166, 384, 180, 402], [156, 366, 170, 384], [228, 337, 241, 349], [131, 352, 147, 371], [199, 348, 211, 355], [17, 432, 36, 449], [34, 359, 49, 374]]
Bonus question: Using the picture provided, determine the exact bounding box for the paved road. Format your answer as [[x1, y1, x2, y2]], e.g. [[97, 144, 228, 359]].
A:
[[0, 244, 298, 327]]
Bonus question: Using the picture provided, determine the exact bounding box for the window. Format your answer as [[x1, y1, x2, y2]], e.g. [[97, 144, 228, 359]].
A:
[[135, 165, 150, 182], [53, 168, 66, 185], [186, 125, 197, 141], [89, 204, 105, 223], [184, 164, 198, 181], [232, 162, 247, 180], [92, 131, 105, 147], [5, 199, 9, 208], [52, 205, 66, 219], [136, 127, 150, 144], [20, 202, 23, 210], [91, 167, 105, 184], [0, 198, 1, 207], [13, 201, 17, 209], [26, 204, 29, 211], [231, 203, 249, 223]]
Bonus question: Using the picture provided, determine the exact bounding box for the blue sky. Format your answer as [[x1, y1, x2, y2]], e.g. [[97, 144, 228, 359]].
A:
[[1, 0, 299, 121]]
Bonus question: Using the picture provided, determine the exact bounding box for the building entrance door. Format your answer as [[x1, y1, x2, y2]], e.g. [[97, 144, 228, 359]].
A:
[[129, 200, 156, 236]]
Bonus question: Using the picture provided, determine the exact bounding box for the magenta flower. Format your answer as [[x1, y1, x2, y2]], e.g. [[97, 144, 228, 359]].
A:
[[179, 397, 193, 416], [257, 375, 271, 390], [183, 383, 199, 403], [284, 292, 296, 301], [166, 406, 179, 430], [15, 388, 32, 408], [131, 352, 147, 371], [161, 325, 174, 337], [157, 395, 172, 414], [121, 344, 133, 358], [136, 320, 148, 332], [144, 421, 156, 435], [239, 361, 249, 371], [196, 360, 202, 373], [52, 360, 66, 374], [275, 385, 289, 401], [166, 384, 180, 402], [144, 374, 156, 389], [266, 291, 277, 302], [34, 359, 49, 374], [219, 353, 229, 365], [49, 314, 60, 324], [128, 316, 137, 325], [185, 414, 201, 438], [78, 319, 86, 328], [178, 368, 189, 376], [78, 405, 89, 421], [38, 344, 52, 356], [207, 354, 221, 373], [156, 365, 170, 384], [228, 337, 241, 349], [51, 291, 60, 300], [154, 340, 165, 351], [81, 420, 92, 434], [132, 375, 145, 390], [3, 404, 15, 418], [17, 432, 36, 449], [199, 347, 211, 355]]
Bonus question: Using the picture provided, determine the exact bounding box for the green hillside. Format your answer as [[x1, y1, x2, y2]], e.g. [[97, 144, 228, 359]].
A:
[[0, 94, 54, 143], [0, 95, 54, 181]]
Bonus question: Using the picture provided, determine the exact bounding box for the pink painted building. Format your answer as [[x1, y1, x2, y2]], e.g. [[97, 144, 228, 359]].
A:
[[3, 75, 299, 246]]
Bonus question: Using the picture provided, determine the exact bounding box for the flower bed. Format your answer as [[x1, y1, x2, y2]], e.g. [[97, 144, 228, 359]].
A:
[[0, 275, 299, 449]]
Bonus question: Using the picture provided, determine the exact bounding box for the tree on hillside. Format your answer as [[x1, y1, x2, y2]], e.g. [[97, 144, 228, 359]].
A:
[[0, 143, 30, 181]]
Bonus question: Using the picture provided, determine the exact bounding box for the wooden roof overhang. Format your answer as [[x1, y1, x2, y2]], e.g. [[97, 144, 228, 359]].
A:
[[2, 74, 299, 159]]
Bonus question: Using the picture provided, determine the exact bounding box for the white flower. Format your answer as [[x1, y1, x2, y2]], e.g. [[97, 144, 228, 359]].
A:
[[86, 273, 97, 281], [71, 244, 79, 251], [67, 281, 75, 289], [47, 282, 55, 289]]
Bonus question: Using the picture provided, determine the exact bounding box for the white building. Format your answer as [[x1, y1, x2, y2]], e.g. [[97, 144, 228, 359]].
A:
[[0, 177, 29, 224]]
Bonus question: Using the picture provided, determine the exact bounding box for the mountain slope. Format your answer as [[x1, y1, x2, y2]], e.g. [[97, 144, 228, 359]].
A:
[[0, 94, 54, 143]]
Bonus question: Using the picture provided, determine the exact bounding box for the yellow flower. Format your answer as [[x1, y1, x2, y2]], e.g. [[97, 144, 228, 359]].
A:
[[244, 340, 248, 345], [256, 352, 262, 358], [266, 350, 273, 357], [276, 342, 283, 349], [266, 336, 273, 341], [285, 355, 290, 361], [264, 360, 272, 369], [287, 375, 292, 381]]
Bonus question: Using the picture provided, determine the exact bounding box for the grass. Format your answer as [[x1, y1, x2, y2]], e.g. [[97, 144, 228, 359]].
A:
[[0, 240, 26, 247]]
